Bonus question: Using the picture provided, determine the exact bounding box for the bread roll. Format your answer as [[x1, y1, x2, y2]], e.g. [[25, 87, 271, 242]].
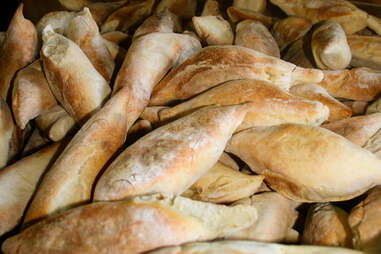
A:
[[228, 192, 298, 242], [349, 186, 381, 252], [156, 0, 197, 19], [201, 0, 221, 16], [0, 143, 60, 237], [0, 4, 37, 100], [147, 240, 363, 254], [269, 0, 368, 34], [4, 194, 257, 254], [41, 26, 111, 122], [317, 68, 381, 101], [302, 203, 352, 247], [67, 8, 114, 82], [12, 59, 56, 129], [226, 124, 381, 202], [58, 0, 126, 24], [347, 35, 381, 70], [0, 97, 15, 169], [182, 162, 263, 203], [150, 46, 324, 105], [289, 83, 352, 121], [282, 39, 315, 68], [227, 7, 274, 27], [133, 10, 181, 39], [158, 79, 329, 130], [94, 104, 248, 201], [101, 0, 155, 33], [23, 86, 131, 225], [235, 20, 280, 57], [322, 113, 381, 146], [272, 16, 312, 51], [192, 16, 234, 45], [233, 0, 266, 13], [113, 32, 201, 129]]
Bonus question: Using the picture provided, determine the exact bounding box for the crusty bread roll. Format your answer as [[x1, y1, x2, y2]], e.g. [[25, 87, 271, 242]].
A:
[[23, 87, 131, 225], [311, 20, 352, 70], [302, 203, 352, 247], [12, 59, 56, 129], [235, 20, 280, 57], [113, 32, 201, 129], [41, 26, 111, 122], [0, 97, 15, 169], [349, 186, 381, 252], [182, 162, 263, 203], [67, 8, 115, 82], [347, 35, 381, 70], [201, 0, 221, 16], [227, 7, 274, 27], [158, 79, 329, 130], [150, 46, 324, 106], [147, 240, 363, 254], [133, 10, 181, 39], [269, 0, 368, 34], [192, 16, 234, 45], [0, 4, 37, 100], [225, 124, 381, 202], [322, 113, 381, 146], [94, 104, 249, 201], [272, 16, 312, 51], [58, 0, 126, 25], [289, 83, 352, 121], [101, 0, 155, 33], [156, 0, 197, 19], [4, 194, 257, 254], [228, 192, 299, 243], [317, 68, 381, 101], [283, 38, 315, 68], [233, 0, 266, 13], [0, 143, 60, 237]]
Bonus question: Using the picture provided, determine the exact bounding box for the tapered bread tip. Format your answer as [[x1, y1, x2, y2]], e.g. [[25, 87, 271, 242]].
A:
[[94, 104, 249, 202]]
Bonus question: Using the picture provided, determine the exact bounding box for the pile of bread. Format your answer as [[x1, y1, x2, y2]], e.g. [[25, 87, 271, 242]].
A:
[[1, 0, 381, 253]]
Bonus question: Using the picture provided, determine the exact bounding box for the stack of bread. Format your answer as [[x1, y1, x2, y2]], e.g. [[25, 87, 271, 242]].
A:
[[1, 0, 381, 253]]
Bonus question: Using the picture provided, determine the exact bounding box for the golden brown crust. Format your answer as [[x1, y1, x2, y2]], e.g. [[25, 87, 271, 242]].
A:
[[0, 4, 37, 100], [156, 0, 197, 19], [283, 38, 315, 68], [227, 7, 274, 27], [233, 0, 267, 13], [12, 60, 57, 129], [317, 68, 381, 101], [192, 16, 234, 46], [347, 34, 381, 70], [0, 97, 15, 168], [289, 83, 352, 121], [23, 87, 130, 225], [302, 203, 352, 247], [150, 46, 323, 106]]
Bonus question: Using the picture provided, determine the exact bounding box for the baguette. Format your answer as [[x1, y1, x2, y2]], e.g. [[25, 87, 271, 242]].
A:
[[233, 0, 266, 13], [47, 114, 76, 142], [0, 97, 15, 169], [342, 101, 368, 116], [201, 0, 222, 16], [192, 16, 234, 46], [302, 203, 352, 247], [363, 128, 381, 159], [158, 79, 329, 130], [156, 0, 197, 19], [23, 87, 130, 224], [226, 124, 381, 202], [94, 104, 249, 201], [0, 4, 37, 100], [36, 11, 76, 41], [150, 46, 324, 105], [0, 143, 60, 237], [218, 152, 239, 171], [347, 35, 381, 70], [4, 194, 257, 254], [227, 7, 274, 27], [101, 31, 128, 44], [235, 20, 280, 57], [283, 39, 315, 68]]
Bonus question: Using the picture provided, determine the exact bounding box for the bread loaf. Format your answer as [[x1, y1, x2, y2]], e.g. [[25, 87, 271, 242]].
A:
[[347, 35, 381, 70], [156, 0, 197, 19], [192, 16, 234, 45]]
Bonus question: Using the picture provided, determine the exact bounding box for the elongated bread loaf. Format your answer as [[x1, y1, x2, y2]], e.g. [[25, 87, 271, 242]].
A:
[[0, 97, 15, 169], [347, 35, 381, 70], [158, 79, 329, 130], [226, 124, 381, 202], [192, 16, 234, 45], [23, 86, 131, 225], [150, 45, 323, 105], [3, 194, 257, 254], [94, 104, 248, 201], [0, 143, 60, 237]]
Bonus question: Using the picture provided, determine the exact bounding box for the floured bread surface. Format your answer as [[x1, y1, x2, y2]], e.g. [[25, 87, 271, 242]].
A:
[[94, 104, 248, 201], [193, 16, 234, 46], [41, 26, 111, 122], [226, 124, 381, 202], [3, 194, 257, 254], [150, 45, 323, 106]]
